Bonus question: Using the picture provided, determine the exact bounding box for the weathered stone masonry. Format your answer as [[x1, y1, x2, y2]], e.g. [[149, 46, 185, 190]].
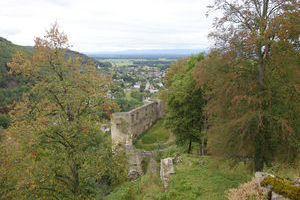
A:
[[111, 99, 164, 146], [111, 99, 164, 180]]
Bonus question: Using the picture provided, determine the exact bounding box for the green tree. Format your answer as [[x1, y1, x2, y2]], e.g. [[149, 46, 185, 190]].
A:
[[3, 23, 127, 199], [200, 0, 300, 170], [139, 83, 146, 92], [0, 114, 11, 129], [130, 90, 143, 102], [164, 54, 206, 153]]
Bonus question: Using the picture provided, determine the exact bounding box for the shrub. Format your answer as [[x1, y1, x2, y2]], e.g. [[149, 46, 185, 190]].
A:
[[141, 134, 157, 144], [0, 114, 10, 129], [225, 178, 267, 200]]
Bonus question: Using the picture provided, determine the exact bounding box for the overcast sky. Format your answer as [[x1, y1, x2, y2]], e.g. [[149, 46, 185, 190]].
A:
[[0, 0, 216, 52]]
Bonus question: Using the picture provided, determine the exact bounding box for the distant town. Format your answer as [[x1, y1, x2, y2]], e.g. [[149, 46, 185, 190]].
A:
[[96, 58, 173, 93]]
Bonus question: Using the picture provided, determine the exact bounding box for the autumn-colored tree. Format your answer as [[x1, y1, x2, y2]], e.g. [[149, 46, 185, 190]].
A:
[[197, 0, 300, 170], [163, 57, 187, 88], [164, 54, 206, 154], [2, 23, 127, 199]]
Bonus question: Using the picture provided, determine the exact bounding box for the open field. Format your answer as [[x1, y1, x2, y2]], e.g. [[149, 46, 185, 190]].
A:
[[97, 58, 175, 67]]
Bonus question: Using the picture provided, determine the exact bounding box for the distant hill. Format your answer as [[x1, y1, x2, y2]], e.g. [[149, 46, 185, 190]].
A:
[[0, 36, 104, 87], [0, 37, 34, 128], [0, 37, 32, 87], [86, 49, 207, 59]]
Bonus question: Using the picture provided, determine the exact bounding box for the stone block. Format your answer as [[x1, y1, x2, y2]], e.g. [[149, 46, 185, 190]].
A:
[[160, 157, 175, 189]]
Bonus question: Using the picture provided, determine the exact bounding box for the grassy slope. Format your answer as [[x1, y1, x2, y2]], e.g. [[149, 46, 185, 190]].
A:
[[164, 155, 251, 200], [105, 148, 300, 200], [134, 119, 174, 151], [105, 153, 252, 200]]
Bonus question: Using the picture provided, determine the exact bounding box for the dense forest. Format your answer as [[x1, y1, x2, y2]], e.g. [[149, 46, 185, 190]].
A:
[[0, 0, 299, 199], [163, 0, 299, 171]]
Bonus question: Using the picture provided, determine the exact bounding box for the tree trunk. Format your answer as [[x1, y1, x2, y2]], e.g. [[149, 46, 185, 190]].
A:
[[203, 116, 208, 155], [198, 124, 203, 155], [204, 138, 207, 155], [258, 60, 265, 88], [70, 163, 80, 197], [188, 136, 192, 154], [256, 41, 266, 173], [254, 150, 264, 171], [199, 136, 203, 156], [254, 127, 264, 171]]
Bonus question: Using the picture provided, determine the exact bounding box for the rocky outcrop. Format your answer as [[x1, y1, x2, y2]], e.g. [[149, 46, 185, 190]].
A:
[[255, 172, 275, 187], [160, 157, 175, 189], [173, 152, 182, 164], [255, 172, 299, 200]]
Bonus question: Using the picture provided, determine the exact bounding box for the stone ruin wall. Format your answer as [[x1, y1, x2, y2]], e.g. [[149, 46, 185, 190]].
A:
[[111, 99, 164, 146], [111, 99, 164, 180]]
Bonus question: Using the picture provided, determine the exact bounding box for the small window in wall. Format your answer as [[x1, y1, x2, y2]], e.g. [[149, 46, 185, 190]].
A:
[[131, 114, 134, 122], [136, 112, 139, 120], [116, 123, 121, 129]]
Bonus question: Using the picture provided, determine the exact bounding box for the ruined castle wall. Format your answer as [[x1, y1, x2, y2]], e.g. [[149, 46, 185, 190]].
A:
[[111, 99, 164, 145], [111, 112, 130, 144]]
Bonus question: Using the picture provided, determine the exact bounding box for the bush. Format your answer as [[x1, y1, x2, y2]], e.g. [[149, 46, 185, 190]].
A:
[[141, 135, 157, 144], [225, 178, 266, 200], [0, 114, 10, 129]]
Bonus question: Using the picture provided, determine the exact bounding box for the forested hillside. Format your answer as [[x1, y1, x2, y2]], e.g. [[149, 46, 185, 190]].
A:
[[0, 37, 32, 128], [0, 37, 108, 129], [0, 37, 32, 88]]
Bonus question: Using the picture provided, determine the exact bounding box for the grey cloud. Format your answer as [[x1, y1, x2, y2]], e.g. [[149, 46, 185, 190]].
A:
[[1, 0, 215, 52]]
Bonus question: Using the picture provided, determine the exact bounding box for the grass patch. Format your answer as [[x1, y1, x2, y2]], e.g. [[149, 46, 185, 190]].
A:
[[162, 155, 252, 200], [105, 152, 252, 200], [104, 173, 164, 200], [141, 135, 157, 144], [141, 158, 150, 174], [134, 119, 172, 151], [105, 144, 300, 200]]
